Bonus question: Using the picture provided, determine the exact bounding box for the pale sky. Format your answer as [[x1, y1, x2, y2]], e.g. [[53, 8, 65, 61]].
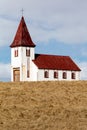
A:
[[0, 0, 87, 81]]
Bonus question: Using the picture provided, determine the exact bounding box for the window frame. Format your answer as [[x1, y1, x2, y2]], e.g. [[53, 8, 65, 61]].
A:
[[54, 71, 58, 78], [44, 70, 49, 78], [27, 58, 30, 78], [71, 72, 76, 79], [26, 49, 30, 57], [63, 72, 67, 79], [27, 70, 29, 78], [14, 49, 18, 57]]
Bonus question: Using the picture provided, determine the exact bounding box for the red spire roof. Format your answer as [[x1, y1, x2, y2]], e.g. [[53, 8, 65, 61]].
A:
[[10, 16, 35, 48]]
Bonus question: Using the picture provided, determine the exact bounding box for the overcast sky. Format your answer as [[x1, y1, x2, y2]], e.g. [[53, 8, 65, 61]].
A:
[[0, 0, 87, 81]]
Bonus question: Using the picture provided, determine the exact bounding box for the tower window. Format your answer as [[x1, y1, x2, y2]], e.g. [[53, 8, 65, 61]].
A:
[[27, 70, 29, 78], [63, 72, 67, 79], [44, 71, 49, 78], [26, 49, 30, 56], [54, 71, 58, 78], [14, 49, 18, 57], [27, 58, 30, 78]]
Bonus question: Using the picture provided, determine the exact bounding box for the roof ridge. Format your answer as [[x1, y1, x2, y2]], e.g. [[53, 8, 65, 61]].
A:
[[35, 53, 69, 57]]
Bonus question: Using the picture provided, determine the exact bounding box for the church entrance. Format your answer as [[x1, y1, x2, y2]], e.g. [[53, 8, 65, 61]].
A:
[[13, 68, 20, 82]]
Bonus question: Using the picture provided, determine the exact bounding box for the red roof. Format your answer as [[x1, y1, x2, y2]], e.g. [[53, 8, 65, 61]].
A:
[[33, 54, 81, 71], [10, 16, 35, 48]]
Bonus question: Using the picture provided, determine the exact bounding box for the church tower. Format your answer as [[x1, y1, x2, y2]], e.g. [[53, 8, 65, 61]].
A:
[[10, 17, 36, 81]]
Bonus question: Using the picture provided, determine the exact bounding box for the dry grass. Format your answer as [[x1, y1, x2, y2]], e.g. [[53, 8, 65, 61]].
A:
[[0, 81, 87, 130]]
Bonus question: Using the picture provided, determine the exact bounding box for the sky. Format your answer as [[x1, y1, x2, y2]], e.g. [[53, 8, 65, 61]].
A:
[[0, 0, 87, 81]]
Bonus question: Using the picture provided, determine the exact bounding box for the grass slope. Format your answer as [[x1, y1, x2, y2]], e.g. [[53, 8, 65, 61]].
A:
[[0, 81, 87, 130]]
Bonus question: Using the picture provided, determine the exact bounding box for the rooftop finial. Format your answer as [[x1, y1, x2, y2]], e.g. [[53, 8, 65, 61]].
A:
[[21, 8, 24, 16]]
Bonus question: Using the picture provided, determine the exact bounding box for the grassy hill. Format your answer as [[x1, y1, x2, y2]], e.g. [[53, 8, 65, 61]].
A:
[[0, 81, 87, 130]]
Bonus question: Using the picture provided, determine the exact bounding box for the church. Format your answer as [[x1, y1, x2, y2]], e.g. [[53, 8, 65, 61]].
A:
[[10, 16, 81, 82]]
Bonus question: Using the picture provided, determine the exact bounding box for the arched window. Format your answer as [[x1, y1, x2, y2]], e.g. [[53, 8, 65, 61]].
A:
[[44, 71, 49, 78], [71, 72, 75, 79], [54, 71, 58, 78], [63, 72, 67, 79]]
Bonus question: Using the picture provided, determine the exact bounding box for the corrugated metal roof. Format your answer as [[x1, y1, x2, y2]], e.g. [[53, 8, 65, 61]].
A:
[[33, 54, 81, 71], [10, 16, 35, 48]]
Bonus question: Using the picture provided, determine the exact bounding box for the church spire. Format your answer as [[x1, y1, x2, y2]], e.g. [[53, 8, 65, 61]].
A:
[[10, 16, 36, 48]]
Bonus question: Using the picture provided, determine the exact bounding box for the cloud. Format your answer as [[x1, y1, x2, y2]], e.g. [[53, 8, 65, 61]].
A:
[[0, 18, 18, 46], [81, 48, 87, 57], [0, 0, 87, 46], [0, 63, 10, 81]]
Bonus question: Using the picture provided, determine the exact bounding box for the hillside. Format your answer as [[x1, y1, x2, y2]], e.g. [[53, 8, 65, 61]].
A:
[[0, 81, 87, 130]]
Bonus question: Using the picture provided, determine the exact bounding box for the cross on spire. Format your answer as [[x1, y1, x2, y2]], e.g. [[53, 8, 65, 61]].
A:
[[21, 8, 24, 16]]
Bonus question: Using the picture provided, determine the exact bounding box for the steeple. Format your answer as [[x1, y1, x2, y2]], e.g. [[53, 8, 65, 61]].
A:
[[10, 16, 36, 48]]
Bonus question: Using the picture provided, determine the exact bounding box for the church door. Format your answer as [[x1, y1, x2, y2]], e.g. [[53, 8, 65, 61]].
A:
[[13, 69, 20, 82]]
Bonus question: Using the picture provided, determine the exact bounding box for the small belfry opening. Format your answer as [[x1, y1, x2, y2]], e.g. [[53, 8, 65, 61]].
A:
[[26, 49, 30, 56], [14, 49, 18, 57]]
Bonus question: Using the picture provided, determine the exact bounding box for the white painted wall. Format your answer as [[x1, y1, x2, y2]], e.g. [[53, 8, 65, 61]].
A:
[[29, 61, 38, 81], [11, 46, 35, 81], [37, 69, 80, 81]]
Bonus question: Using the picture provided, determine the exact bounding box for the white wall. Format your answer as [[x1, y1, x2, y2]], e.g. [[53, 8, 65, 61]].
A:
[[29, 61, 38, 81], [11, 47, 35, 81], [37, 69, 80, 81]]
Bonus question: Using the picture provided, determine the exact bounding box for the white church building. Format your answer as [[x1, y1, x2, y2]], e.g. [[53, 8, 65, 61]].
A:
[[10, 16, 81, 82]]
